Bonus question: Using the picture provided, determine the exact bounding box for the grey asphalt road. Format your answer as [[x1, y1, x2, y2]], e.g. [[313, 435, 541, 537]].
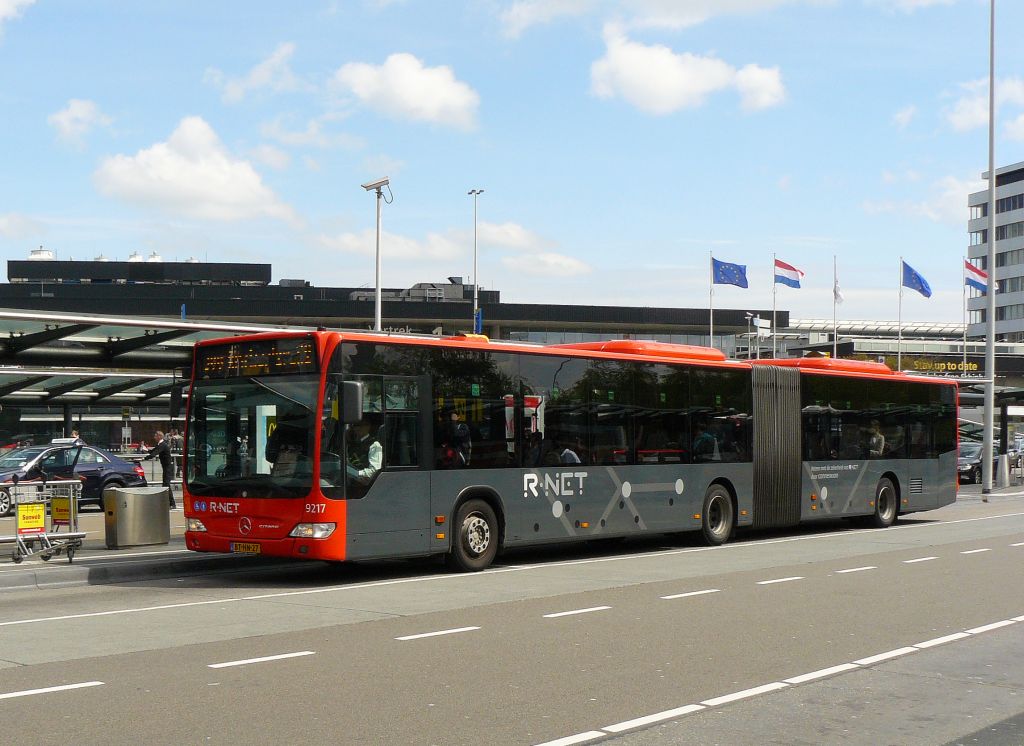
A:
[[0, 490, 1022, 745]]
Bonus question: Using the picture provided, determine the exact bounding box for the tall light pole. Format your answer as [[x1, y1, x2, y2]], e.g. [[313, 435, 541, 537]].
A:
[[983, 0, 996, 496], [362, 177, 390, 332], [468, 188, 484, 333]]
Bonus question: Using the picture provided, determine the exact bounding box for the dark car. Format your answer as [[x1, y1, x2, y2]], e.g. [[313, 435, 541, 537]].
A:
[[0, 441, 146, 515], [958, 442, 999, 485]]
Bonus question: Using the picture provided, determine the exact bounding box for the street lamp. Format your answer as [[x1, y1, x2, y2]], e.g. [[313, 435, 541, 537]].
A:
[[362, 177, 390, 332], [744, 313, 753, 359], [468, 188, 484, 334]]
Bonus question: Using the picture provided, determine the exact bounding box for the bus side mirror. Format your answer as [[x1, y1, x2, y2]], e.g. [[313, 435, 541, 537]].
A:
[[342, 381, 364, 425]]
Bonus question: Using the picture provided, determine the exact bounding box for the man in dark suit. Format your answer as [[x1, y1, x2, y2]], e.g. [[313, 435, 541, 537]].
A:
[[145, 430, 175, 508]]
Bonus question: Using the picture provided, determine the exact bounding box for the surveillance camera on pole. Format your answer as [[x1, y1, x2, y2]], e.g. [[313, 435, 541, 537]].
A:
[[361, 177, 390, 332]]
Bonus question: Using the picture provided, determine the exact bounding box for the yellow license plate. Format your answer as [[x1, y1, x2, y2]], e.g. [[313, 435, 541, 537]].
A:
[[231, 542, 261, 554]]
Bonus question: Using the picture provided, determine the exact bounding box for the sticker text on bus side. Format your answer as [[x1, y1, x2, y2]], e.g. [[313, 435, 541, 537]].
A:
[[523, 472, 587, 499]]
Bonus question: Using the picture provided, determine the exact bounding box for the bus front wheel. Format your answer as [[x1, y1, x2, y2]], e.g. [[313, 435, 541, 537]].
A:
[[868, 477, 898, 528], [447, 499, 499, 572], [701, 485, 734, 546]]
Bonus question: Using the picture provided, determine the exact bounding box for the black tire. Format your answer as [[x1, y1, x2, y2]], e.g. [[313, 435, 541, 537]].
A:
[[0, 489, 10, 517], [701, 484, 734, 546], [869, 477, 898, 528], [970, 466, 981, 485], [97, 480, 124, 511], [447, 499, 499, 572]]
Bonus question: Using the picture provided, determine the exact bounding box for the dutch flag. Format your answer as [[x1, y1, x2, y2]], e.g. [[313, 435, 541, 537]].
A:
[[774, 259, 804, 289], [964, 260, 988, 294]]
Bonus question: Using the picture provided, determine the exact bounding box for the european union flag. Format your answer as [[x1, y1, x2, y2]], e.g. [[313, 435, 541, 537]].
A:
[[901, 260, 932, 298], [712, 258, 748, 288]]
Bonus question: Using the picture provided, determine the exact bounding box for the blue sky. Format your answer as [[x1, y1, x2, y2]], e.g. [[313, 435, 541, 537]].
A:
[[0, 0, 1021, 324]]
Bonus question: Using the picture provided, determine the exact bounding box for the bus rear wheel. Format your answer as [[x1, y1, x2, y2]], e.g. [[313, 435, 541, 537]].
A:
[[447, 499, 498, 572], [868, 477, 898, 528], [701, 485, 734, 546]]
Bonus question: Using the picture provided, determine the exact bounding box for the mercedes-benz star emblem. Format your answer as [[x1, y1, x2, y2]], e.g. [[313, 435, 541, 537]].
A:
[[239, 516, 252, 535]]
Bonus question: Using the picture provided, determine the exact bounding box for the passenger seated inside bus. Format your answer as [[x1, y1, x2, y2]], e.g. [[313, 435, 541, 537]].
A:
[[692, 421, 720, 462]]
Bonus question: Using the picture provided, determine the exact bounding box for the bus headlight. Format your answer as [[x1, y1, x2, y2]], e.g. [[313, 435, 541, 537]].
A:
[[289, 523, 336, 539], [187, 518, 207, 532]]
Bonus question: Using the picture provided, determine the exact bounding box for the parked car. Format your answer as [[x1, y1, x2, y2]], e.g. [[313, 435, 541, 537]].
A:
[[958, 442, 999, 485], [0, 441, 147, 516]]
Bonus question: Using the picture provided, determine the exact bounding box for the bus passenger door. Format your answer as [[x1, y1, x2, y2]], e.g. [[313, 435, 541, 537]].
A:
[[342, 374, 432, 560]]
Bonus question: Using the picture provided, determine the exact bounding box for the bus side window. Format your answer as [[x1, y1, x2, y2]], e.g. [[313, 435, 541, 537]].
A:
[[384, 412, 418, 467]]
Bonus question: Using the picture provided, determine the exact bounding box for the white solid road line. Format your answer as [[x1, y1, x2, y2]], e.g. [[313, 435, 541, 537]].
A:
[[835, 566, 877, 574], [208, 651, 315, 668], [395, 626, 480, 641], [536, 614, 1024, 746], [660, 589, 721, 600], [543, 606, 611, 619], [961, 548, 993, 554], [783, 663, 860, 684], [903, 556, 938, 563], [757, 576, 804, 585], [0, 681, 104, 700], [853, 646, 919, 666], [602, 704, 705, 733]]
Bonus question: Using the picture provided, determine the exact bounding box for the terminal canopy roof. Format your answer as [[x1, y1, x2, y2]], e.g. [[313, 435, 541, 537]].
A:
[[0, 309, 310, 404]]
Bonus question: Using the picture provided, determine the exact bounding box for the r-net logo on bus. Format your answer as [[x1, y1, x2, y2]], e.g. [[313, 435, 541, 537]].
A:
[[523, 472, 588, 499]]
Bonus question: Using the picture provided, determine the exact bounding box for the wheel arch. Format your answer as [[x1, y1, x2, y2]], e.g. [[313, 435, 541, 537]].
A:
[[879, 471, 901, 514], [452, 486, 507, 550], [707, 477, 739, 527]]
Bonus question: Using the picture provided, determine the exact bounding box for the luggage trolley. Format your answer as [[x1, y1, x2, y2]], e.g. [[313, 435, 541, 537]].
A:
[[7, 478, 86, 564]]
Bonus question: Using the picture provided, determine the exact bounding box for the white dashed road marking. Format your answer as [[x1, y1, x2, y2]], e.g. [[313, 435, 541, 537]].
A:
[[208, 651, 315, 668], [835, 566, 876, 574], [395, 626, 480, 641], [903, 556, 938, 563], [660, 589, 720, 600], [961, 548, 992, 555], [543, 606, 611, 619], [0, 681, 104, 700], [757, 576, 804, 585]]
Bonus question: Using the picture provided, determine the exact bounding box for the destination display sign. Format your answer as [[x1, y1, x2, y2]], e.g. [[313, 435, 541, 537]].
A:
[[196, 337, 318, 379]]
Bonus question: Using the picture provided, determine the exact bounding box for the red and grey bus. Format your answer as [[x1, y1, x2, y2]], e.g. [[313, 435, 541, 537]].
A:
[[182, 331, 958, 571]]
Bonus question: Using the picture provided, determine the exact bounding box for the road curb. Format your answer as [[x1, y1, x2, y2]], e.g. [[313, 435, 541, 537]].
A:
[[0, 544, 294, 592]]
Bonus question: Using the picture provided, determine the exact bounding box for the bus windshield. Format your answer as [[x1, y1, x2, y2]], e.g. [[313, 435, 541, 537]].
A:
[[187, 374, 319, 498]]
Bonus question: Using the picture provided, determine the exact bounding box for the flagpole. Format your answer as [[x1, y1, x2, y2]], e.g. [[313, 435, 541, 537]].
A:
[[963, 257, 968, 377], [708, 251, 714, 347], [832, 255, 838, 358], [897, 257, 903, 371], [772, 253, 777, 358]]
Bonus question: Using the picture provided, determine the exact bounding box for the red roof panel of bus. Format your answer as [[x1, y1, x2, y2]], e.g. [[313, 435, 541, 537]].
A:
[[751, 357, 896, 375], [548, 340, 728, 362]]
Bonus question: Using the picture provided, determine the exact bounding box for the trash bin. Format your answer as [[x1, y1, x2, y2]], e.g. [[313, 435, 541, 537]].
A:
[[103, 486, 171, 549]]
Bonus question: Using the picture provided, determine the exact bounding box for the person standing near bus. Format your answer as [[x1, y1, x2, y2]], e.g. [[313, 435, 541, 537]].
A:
[[145, 430, 175, 508]]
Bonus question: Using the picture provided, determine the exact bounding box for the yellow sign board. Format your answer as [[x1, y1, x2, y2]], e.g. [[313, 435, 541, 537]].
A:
[[17, 502, 45, 535], [51, 496, 70, 526]]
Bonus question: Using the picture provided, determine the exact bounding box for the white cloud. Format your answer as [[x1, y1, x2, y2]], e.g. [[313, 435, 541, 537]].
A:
[[94, 116, 297, 223], [0, 0, 34, 34], [893, 104, 916, 129], [0, 212, 43, 238], [622, 0, 808, 30], [501, 252, 591, 276], [204, 42, 311, 103], [862, 174, 984, 225], [478, 221, 549, 250], [1007, 113, 1024, 142], [261, 113, 364, 150], [866, 0, 955, 12], [318, 228, 462, 260], [249, 144, 291, 170], [591, 26, 785, 114], [47, 99, 113, 146], [499, 0, 595, 38], [333, 53, 480, 130], [947, 77, 1024, 132]]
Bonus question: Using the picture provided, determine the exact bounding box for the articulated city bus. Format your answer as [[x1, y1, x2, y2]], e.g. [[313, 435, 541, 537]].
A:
[[183, 331, 958, 571]]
